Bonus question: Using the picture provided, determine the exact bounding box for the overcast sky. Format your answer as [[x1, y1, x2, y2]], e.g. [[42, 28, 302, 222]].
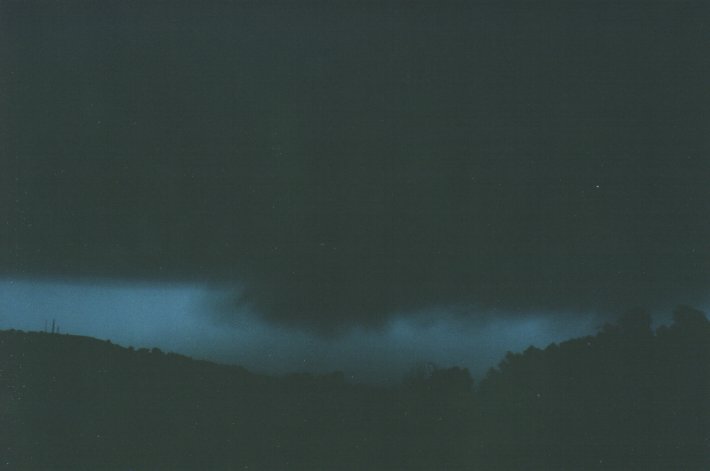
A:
[[1, 1, 707, 379]]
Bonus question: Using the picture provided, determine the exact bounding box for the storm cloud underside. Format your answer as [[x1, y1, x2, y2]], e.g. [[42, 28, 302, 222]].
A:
[[2, 2, 708, 330]]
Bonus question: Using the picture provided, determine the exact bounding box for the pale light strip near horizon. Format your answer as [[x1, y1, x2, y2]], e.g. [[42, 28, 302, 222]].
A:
[[0, 278, 690, 383]]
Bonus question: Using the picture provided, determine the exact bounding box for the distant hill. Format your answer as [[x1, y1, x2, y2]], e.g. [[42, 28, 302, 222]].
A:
[[1, 330, 375, 470], [1, 306, 708, 470]]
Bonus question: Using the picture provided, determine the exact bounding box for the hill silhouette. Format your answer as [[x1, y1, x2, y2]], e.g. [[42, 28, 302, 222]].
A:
[[2, 306, 708, 470]]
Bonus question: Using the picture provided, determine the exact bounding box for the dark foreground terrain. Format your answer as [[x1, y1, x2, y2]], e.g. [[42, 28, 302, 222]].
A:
[[2, 306, 708, 470]]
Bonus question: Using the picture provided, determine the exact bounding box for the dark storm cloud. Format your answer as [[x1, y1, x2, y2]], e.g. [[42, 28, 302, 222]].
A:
[[2, 1, 708, 330]]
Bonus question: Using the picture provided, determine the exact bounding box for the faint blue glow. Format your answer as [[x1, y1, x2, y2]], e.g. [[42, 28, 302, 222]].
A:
[[0, 279, 610, 383], [0, 279, 224, 352]]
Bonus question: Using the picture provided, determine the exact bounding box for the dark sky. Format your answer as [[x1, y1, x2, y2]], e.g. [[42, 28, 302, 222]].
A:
[[2, 1, 708, 334]]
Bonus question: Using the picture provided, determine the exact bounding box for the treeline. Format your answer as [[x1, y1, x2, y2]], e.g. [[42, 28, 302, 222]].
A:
[[1, 306, 708, 470], [476, 306, 709, 469]]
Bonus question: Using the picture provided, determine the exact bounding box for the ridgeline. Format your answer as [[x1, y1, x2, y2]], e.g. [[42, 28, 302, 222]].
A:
[[2, 306, 708, 470]]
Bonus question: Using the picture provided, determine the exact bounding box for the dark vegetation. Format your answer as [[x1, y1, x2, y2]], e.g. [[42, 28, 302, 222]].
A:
[[2, 306, 708, 470]]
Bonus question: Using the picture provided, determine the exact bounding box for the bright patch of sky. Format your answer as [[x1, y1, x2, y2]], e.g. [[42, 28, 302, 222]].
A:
[[0, 279, 659, 383]]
